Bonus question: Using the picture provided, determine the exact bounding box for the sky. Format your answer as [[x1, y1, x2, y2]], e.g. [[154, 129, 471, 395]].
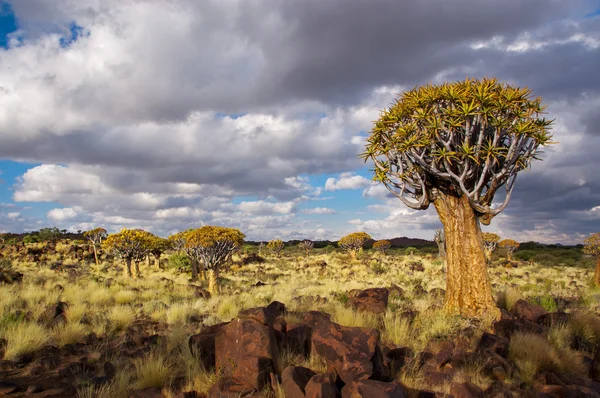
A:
[[0, 0, 599, 244]]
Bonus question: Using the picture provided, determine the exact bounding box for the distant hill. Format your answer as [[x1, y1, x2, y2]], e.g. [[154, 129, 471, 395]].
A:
[[247, 236, 436, 249]]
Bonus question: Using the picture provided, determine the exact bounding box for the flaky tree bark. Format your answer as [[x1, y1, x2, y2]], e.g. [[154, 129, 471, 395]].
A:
[[594, 258, 600, 286], [134, 261, 141, 278], [124, 258, 133, 278], [434, 192, 501, 319], [92, 245, 99, 266], [208, 269, 220, 295], [191, 258, 199, 281]]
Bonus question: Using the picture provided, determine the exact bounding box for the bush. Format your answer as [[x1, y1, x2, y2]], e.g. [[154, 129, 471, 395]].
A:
[[23, 235, 40, 244], [168, 253, 192, 272]]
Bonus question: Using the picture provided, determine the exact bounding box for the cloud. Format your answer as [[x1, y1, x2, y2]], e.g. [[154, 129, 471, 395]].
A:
[[1, 0, 600, 242], [47, 207, 80, 221], [325, 172, 372, 191], [301, 207, 336, 215]]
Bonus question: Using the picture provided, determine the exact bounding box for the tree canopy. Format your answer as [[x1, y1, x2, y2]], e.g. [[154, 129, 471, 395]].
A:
[[361, 77, 554, 225], [583, 233, 600, 258]]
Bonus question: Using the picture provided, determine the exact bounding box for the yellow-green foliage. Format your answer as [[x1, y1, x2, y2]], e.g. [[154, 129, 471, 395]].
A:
[[186, 226, 245, 268], [482, 233, 501, 252], [499, 239, 519, 259], [102, 229, 154, 261], [372, 240, 391, 253], [267, 239, 285, 256], [583, 233, 600, 257], [338, 232, 371, 256], [360, 77, 554, 219]]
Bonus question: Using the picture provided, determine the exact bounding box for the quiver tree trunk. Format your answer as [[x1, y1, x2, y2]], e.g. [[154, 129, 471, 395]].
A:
[[207, 269, 220, 295], [124, 258, 133, 278], [434, 192, 501, 319], [594, 258, 600, 286], [92, 245, 99, 265], [134, 261, 141, 278], [191, 258, 199, 281]]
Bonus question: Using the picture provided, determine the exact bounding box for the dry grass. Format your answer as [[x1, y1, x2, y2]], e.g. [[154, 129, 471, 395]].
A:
[[0, 322, 49, 360], [52, 322, 89, 347]]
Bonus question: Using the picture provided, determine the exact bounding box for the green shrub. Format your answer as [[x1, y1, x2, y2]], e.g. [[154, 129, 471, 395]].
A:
[[168, 253, 191, 272]]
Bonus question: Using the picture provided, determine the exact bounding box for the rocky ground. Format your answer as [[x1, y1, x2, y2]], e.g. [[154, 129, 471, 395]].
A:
[[1, 241, 599, 397]]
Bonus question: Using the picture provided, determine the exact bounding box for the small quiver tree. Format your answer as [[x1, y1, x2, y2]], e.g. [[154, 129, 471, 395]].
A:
[[83, 227, 107, 265], [583, 233, 600, 286], [339, 232, 371, 260], [361, 77, 554, 318], [185, 226, 245, 295], [102, 229, 153, 278], [267, 239, 285, 257], [434, 229, 446, 259], [373, 239, 391, 255], [168, 229, 204, 281], [148, 236, 171, 269], [298, 240, 314, 258], [482, 233, 500, 262], [499, 239, 519, 261]]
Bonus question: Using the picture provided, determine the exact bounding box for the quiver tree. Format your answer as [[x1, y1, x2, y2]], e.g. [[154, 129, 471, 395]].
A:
[[499, 239, 519, 261], [361, 77, 554, 318], [434, 229, 446, 259], [148, 236, 171, 269], [185, 226, 245, 295], [482, 233, 500, 261], [267, 239, 285, 257], [298, 240, 314, 257], [258, 242, 266, 255], [102, 229, 153, 278], [338, 232, 371, 260], [168, 229, 204, 281], [373, 240, 391, 254], [583, 233, 600, 286], [83, 227, 107, 265]]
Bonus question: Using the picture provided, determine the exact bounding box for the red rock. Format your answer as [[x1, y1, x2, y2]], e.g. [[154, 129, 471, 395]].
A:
[[422, 370, 451, 386], [287, 324, 311, 357], [493, 318, 544, 340], [450, 382, 483, 398], [511, 300, 546, 322], [281, 366, 317, 398], [189, 322, 228, 370], [341, 380, 407, 397], [311, 319, 385, 384], [0, 381, 18, 395], [208, 377, 255, 398], [349, 288, 389, 315], [215, 318, 279, 391], [476, 333, 508, 357], [129, 388, 165, 398], [304, 374, 341, 398], [302, 311, 332, 328], [537, 312, 570, 328]]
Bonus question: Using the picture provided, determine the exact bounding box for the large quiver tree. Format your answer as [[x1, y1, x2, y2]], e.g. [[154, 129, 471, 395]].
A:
[[185, 226, 245, 295], [338, 232, 371, 260], [362, 77, 554, 318]]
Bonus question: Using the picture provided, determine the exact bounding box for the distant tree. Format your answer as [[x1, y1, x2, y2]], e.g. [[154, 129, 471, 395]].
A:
[[361, 78, 554, 318], [185, 226, 245, 295], [38, 227, 62, 244], [23, 234, 40, 244], [499, 239, 520, 261], [372, 240, 391, 254], [434, 229, 446, 259], [583, 233, 600, 286], [148, 236, 171, 269], [258, 242, 266, 256], [168, 229, 203, 281], [83, 228, 108, 265], [298, 240, 314, 257], [405, 246, 420, 257], [267, 239, 285, 257], [103, 229, 153, 278], [339, 232, 371, 260], [482, 233, 501, 261]]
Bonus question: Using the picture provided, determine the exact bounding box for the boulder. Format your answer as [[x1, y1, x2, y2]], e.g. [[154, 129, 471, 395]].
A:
[[511, 300, 546, 322], [281, 366, 317, 398], [129, 388, 165, 398], [302, 311, 332, 329], [304, 374, 341, 398], [450, 382, 484, 398], [311, 319, 386, 384], [189, 322, 228, 370], [476, 333, 508, 357], [287, 323, 312, 357], [349, 288, 389, 315], [341, 380, 407, 397], [215, 318, 279, 391]]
